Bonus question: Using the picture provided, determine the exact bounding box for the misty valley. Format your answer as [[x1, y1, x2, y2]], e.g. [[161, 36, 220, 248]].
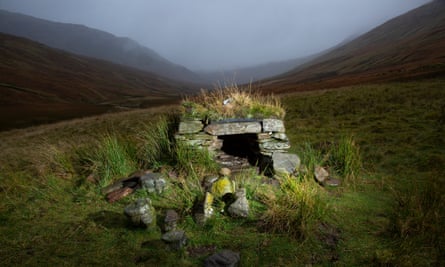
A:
[[0, 1, 444, 266]]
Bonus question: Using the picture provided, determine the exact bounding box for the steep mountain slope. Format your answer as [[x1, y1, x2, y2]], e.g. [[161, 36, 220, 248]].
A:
[[259, 0, 445, 93], [0, 9, 202, 83], [0, 33, 194, 130]]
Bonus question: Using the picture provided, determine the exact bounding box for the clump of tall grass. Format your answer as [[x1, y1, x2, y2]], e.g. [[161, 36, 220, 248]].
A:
[[327, 135, 362, 188], [260, 175, 327, 239], [85, 134, 137, 187], [295, 142, 325, 180], [136, 115, 177, 169], [295, 137, 361, 188], [181, 85, 285, 121]]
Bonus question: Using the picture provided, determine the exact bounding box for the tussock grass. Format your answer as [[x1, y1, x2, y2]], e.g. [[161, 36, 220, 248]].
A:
[[328, 135, 362, 188], [85, 134, 138, 187], [136, 114, 177, 169], [260, 175, 327, 239], [181, 85, 285, 120]]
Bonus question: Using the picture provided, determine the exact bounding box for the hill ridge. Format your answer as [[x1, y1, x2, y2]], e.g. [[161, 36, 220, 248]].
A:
[[259, 0, 445, 92], [0, 9, 202, 83]]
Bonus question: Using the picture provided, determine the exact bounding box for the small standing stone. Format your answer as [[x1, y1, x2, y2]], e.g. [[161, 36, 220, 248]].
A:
[[211, 177, 235, 198], [272, 152, 301, 176], [161, 230, 188, 250], [314, 166, 329, 184], [140, 173, 167, 194], [204, 192, 215, 220], [204, 250, 240, 267], [163, 209, 179, 232], [124, 198, 156, 229], [227, 188, 249, 218], [194, 192, 215, 225]]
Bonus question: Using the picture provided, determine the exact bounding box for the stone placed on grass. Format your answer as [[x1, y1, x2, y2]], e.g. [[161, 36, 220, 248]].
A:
[[140, 173, 167, 194], [211, 177, 235, 198], [107, 187, 134, 203], [124, 198, 156, 229], [314, 166, 329, 184], [163, 209, 180, 232], [325, 178, 341, 187], [271, 152, 301, 176], [161, 230, 188, 250], [193, 192, 215, 225], [204, 192, 215, 220], [204, 249, 240, 267], [227, 188, 249, 218]]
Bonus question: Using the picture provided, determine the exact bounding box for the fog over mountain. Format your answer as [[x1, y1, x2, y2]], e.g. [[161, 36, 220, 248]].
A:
[[0, 0, 431, 71]]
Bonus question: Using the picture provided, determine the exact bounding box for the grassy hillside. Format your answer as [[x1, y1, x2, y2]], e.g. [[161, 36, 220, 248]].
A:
[[259, 1, 445, 93], [1, 79, 443, 266], [0, 33, 195, 131]]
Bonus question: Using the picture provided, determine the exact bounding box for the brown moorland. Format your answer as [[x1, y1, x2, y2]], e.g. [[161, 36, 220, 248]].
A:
[[257, 0, 445, 93], [0, 33, 197, 130]]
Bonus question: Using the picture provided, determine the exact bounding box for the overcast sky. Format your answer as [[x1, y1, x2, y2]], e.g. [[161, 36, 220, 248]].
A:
[[0, 0, 431, 71]]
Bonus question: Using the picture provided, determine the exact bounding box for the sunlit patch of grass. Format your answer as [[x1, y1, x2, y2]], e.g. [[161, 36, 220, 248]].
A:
[[260, 175, 328, 239]]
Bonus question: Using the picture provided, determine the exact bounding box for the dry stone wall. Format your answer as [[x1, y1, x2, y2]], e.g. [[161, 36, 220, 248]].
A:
[[175, 118, 300, 176]]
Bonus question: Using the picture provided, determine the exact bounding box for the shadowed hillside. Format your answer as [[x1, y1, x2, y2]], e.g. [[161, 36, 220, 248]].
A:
[[0, 33, 195, 131], [0, 9, 202, 83], [259, 0, 445, 93]]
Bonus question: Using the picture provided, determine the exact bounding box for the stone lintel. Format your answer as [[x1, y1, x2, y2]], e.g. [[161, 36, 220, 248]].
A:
[[204, 121, 262, 136]]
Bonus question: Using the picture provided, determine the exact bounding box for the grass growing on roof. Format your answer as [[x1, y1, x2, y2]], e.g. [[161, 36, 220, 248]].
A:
[[181, 84, 285, 121]]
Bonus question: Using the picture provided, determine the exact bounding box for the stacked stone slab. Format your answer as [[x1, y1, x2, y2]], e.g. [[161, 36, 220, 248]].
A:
[[175, 118, 300, 176]]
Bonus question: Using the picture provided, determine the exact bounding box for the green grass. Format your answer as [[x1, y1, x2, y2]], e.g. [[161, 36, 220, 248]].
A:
[[1, 79, 444, 266]]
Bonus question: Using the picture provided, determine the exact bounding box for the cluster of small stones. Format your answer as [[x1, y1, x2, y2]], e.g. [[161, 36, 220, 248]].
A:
[[194, 168, 250, 225], [117, 173, 188, 251], [175, 117, 300, 176], [110, 169, 243, 259]]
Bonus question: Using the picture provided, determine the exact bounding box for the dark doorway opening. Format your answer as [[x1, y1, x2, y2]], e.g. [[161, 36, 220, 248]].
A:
[[218, 134, 261, 169]]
